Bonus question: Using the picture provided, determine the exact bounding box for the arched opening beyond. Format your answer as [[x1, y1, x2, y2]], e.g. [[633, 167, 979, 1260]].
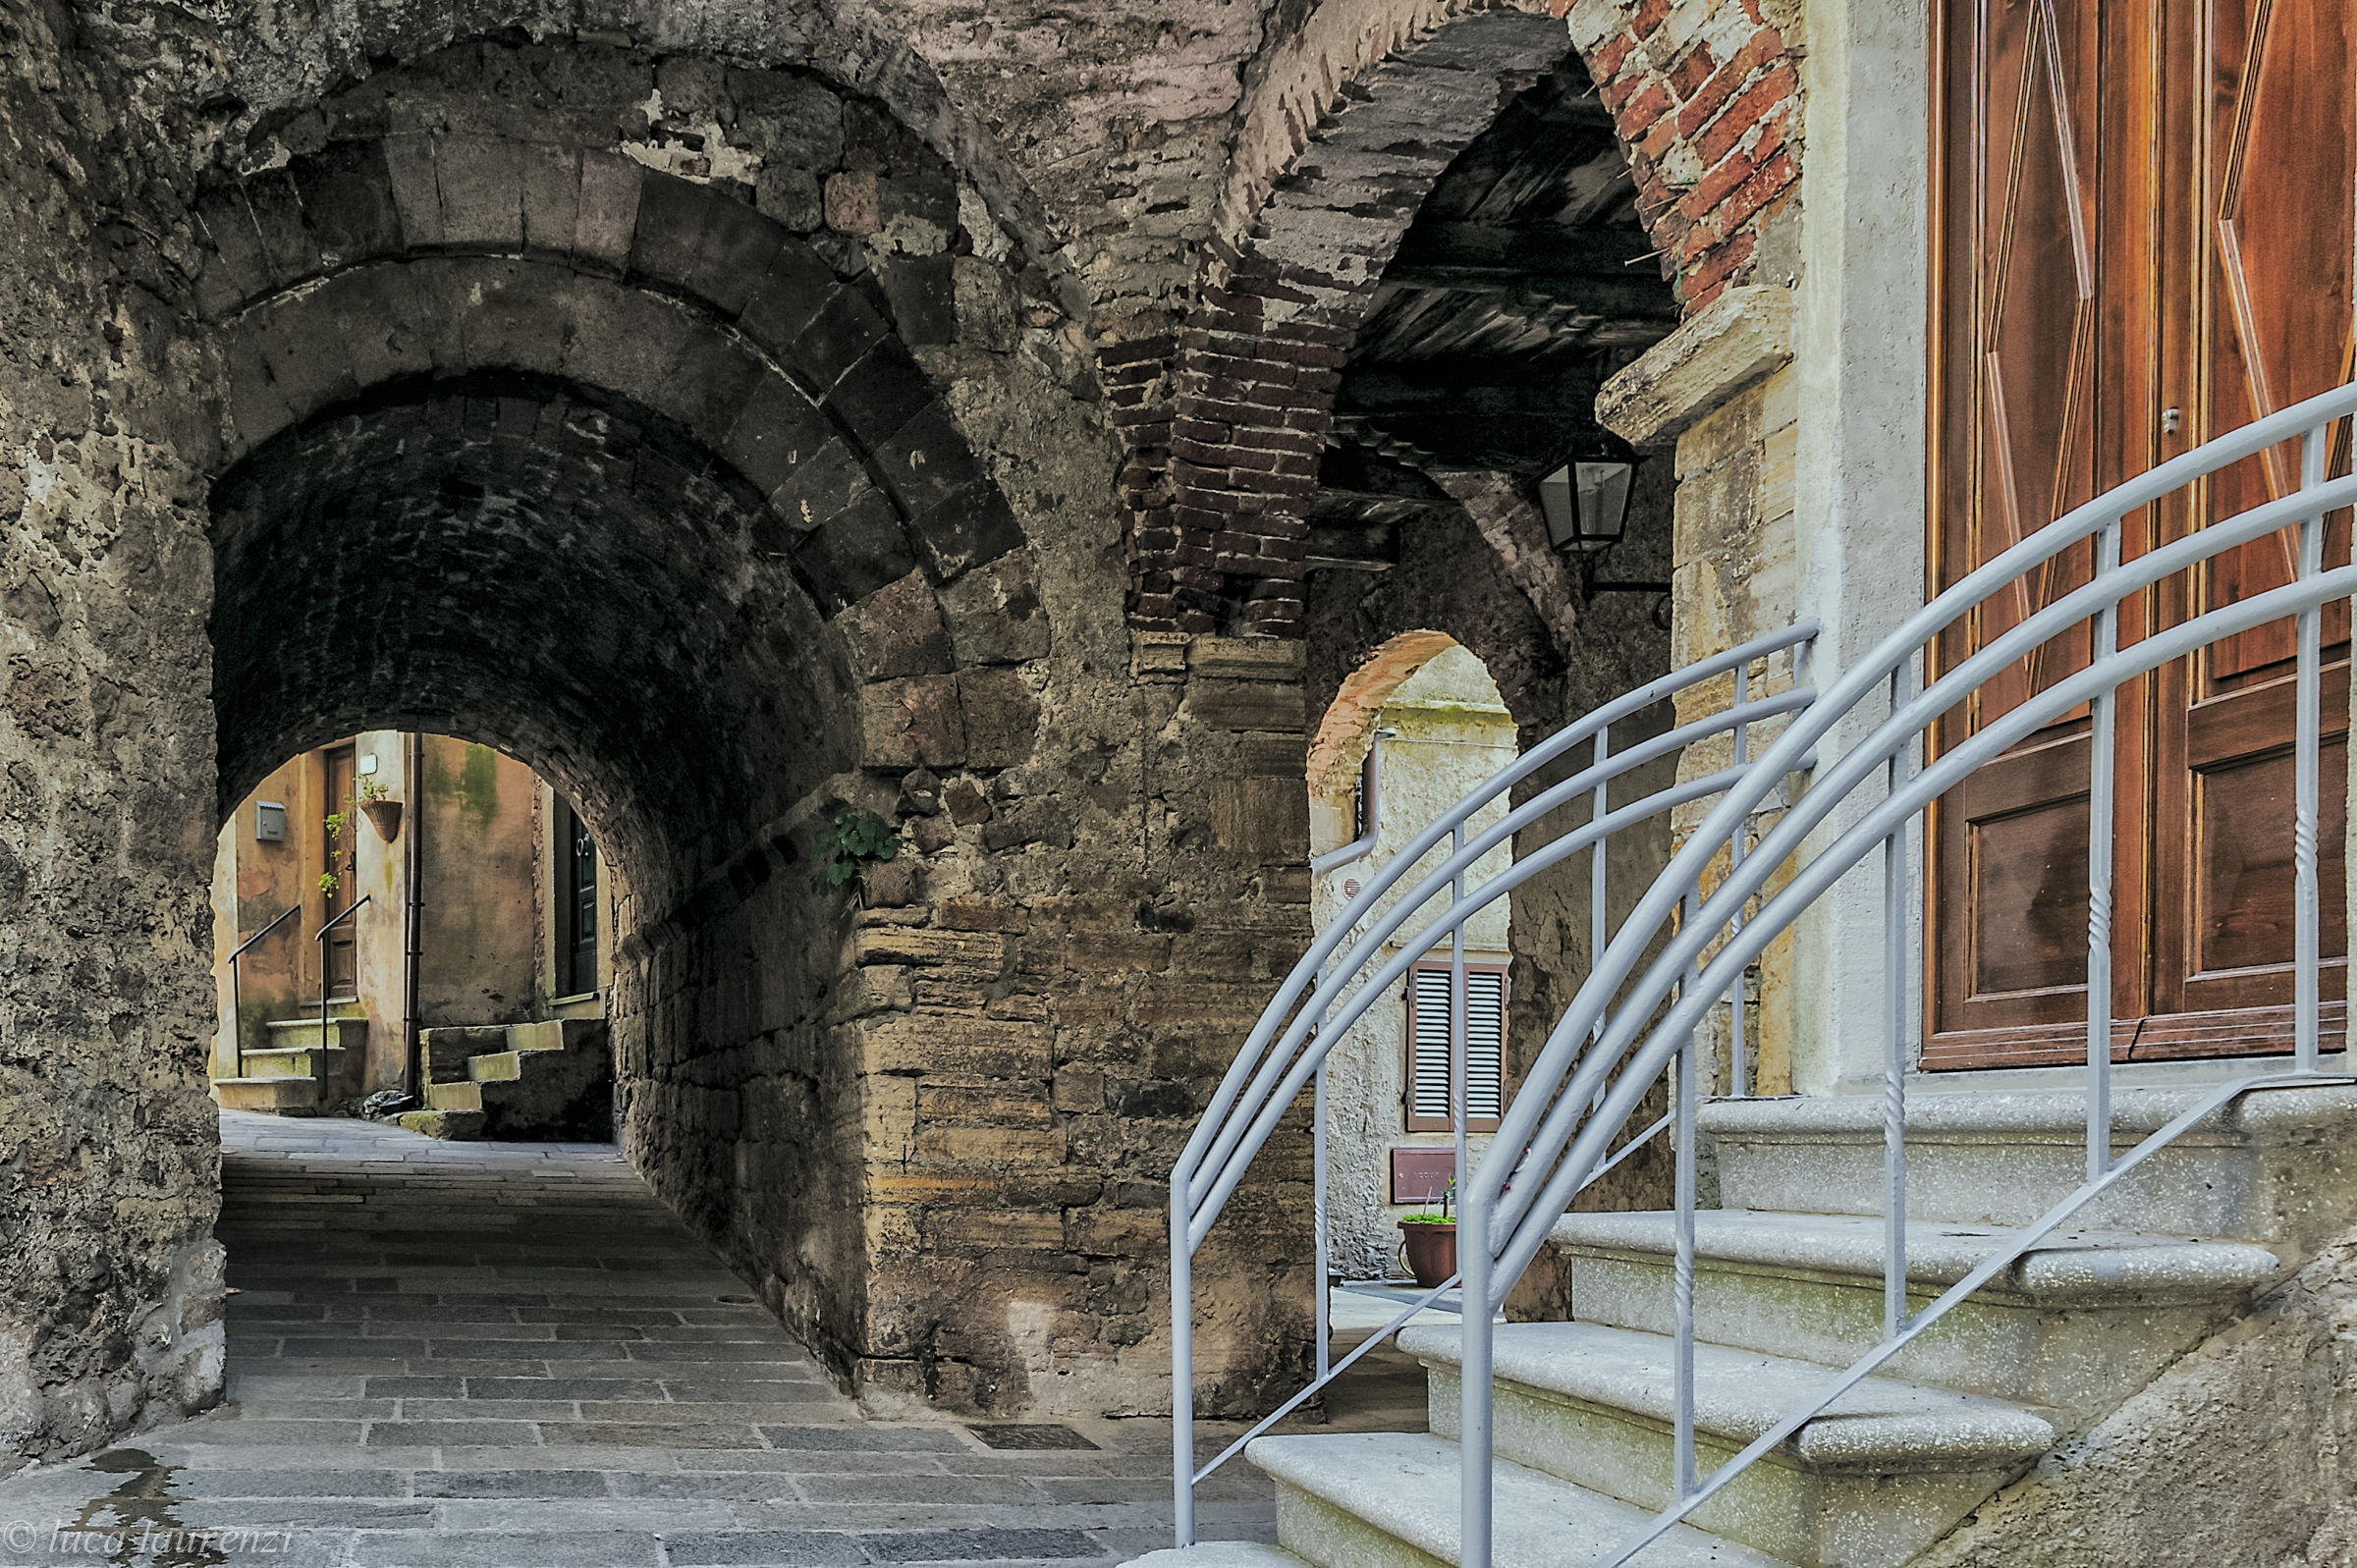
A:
[[208, 369, 852, 908], [1309, 637, 1520, 1286]]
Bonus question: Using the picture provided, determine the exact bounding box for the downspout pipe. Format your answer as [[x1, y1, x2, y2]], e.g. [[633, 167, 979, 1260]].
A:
[[403, 730, 425, 1099], [1312, 730, 1393, 876]]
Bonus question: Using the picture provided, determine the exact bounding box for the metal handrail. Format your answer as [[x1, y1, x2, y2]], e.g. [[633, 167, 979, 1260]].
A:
[[1169, 622, 1822, 1543], [1447, 379, 2357, 1567], [313, 894, 371, 1092], [223, 903, 301, 1078]]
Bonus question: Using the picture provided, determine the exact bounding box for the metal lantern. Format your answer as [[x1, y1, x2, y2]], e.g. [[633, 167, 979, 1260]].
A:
[[1537, 459, 1636, 553]]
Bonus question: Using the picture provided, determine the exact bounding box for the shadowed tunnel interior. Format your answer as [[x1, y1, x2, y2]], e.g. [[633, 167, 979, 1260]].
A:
[[206, 371, 858, 903]]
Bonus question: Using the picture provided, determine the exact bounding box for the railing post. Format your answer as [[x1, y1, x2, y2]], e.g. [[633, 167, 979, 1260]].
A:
[[1673, 890, 1700, 1500], [2295, 425, 2327, 1075], [229, 952, 245, 1080], [2088, 517, 2121, 1177], [1882, 663, 1912, 1338], [1452, 825, 1470, 1220], [1727, 660, 1751, 1098], [1171, 1178, 1195, 1547], [1458, 1182, 1493, 1568], [1313, 1053, 1331, 1383]]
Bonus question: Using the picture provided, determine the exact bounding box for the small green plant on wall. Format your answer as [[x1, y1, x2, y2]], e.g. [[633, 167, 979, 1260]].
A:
[[816, 807, 902, 892], [317, 779, 392, 894]]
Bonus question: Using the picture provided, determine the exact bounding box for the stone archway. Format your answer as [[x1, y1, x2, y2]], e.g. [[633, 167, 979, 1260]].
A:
[[180, 40, 1058, 1411]]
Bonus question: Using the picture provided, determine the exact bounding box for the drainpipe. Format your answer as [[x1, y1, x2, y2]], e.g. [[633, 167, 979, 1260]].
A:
[[403, 730, 425, 1098], [1311, 730, 1393, 876]]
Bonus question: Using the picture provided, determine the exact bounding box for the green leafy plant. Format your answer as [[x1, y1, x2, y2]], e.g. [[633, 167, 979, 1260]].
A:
[[317, 780, 393, 894], [815, 807, 902, 891], [1399, 1178, 1455, 1224]]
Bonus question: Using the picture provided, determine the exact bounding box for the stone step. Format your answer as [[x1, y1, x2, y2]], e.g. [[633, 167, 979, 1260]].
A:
[[1247, 1430, 1788, 1568], [212, 1077, 324, 1114], [419, 1025, 506, 1084], [467, 1051, 524, 1083], [425, 1080, 483, 1112], [1701, 1083, 2357, 1249], [237, 1044, 347, 1079], [1547, 1210, 2279, 1420], [262, 1016, 367, 1054], [393, 1108, 484, 1140], [1398, 1322, 2052, 1567]]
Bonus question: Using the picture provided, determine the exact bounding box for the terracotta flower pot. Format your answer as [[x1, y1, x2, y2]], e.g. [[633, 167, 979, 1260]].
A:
[[359, 799, 405, 842], [1398, 1220, 1457, 1289]]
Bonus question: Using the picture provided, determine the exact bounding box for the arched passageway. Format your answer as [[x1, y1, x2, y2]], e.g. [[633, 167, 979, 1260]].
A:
[[177, 36, 1061, 1423]]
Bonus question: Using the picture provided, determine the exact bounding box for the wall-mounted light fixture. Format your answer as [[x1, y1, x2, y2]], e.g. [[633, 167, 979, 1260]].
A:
[[1537, 459, 1636, 554]]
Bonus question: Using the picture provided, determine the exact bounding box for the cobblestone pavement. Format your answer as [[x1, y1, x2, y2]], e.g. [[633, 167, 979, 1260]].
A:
[[0, 1112, 1398, 1568]]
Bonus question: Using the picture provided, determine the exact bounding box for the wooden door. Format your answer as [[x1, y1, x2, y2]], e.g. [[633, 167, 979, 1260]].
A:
[[559, 797, 599, 999], [323, 744, 357, 999], [2142, 0, 2355, 1054], [1927, 0, 2354, 1068]]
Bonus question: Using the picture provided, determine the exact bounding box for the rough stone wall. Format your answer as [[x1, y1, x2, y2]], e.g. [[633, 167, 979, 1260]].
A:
[[0, 0, 227, 1475], [1914, 1221, 2357, 1568]]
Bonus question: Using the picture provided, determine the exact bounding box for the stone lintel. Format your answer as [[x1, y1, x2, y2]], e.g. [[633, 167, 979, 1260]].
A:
[[1597, 283, 1796, 451]]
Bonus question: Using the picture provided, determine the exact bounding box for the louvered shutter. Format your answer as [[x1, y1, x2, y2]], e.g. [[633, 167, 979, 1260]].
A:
[[1405, 963, 1506, 1132]]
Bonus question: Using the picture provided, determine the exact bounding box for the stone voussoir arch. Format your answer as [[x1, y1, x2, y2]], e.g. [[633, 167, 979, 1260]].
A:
[[195, 139, 1024, 613], [1117, 0, 1802, 635]]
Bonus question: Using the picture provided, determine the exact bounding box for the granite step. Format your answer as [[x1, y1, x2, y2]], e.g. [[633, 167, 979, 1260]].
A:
[[1546, 1209, 2279, 1420], [1399, 1321, 2052, 1566], [1247, 1430, 1788, 1568]]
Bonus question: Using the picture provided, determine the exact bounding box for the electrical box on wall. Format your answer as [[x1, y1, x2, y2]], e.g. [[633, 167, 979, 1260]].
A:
[[254, 801, 288, 842]]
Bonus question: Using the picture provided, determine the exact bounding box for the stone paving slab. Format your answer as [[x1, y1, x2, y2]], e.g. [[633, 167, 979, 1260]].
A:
[[0, 1112, 1419, 1568]]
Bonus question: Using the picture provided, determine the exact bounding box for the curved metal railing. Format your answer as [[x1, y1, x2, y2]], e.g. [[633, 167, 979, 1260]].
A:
[[1449, 379, 2357, 1566], [1168, 620, 1822, 1542], [1168, 378, 2357, 1566]]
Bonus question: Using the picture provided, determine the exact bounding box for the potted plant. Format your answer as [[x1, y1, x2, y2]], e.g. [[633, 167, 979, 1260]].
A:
[[1398, 1179, 1457, 1288]]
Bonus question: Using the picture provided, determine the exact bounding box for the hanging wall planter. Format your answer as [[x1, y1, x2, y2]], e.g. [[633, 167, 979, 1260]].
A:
[[360, 799, 405, 842]]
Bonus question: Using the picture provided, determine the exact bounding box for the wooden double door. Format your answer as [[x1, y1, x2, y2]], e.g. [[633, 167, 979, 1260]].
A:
[[1928, 0, 2356, 1067]]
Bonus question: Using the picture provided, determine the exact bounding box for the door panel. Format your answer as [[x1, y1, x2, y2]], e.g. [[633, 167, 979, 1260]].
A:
[[1929, 0, 2154, 1056], [2195, 0, 2355, 688], [1929, 0, 2352, 1067], [323, 744, 357, 999], [2141, 0, 2355, 1039]]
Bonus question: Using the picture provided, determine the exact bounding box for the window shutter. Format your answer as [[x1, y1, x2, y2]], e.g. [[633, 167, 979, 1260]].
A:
[[1406, 963, 1507, 1132]]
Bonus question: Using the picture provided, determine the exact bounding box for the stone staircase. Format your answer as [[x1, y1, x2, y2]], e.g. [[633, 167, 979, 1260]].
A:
[[1132, 1084, 2356, 1567], [211, 1016, 366, 1114], [393, 1018, 612, 1142]]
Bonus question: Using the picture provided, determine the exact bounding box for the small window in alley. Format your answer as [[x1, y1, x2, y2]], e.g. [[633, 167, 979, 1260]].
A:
[[1405, 962, 1507, 1132]]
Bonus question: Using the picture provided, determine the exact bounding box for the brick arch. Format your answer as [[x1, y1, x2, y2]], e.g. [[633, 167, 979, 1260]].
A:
[[1307, 627, 1463, 804], [1118, 0, 1801, 634]]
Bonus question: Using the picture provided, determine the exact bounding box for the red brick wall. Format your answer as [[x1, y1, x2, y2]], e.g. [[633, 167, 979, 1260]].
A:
[[1114, 0, 1802, 636]]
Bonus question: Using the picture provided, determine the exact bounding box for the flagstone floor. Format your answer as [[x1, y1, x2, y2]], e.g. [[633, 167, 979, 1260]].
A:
[[0, 1112, 1418, 1568]]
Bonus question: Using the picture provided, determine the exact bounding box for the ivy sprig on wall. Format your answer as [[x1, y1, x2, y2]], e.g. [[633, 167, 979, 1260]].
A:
[[815, 807, 902, 892]]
